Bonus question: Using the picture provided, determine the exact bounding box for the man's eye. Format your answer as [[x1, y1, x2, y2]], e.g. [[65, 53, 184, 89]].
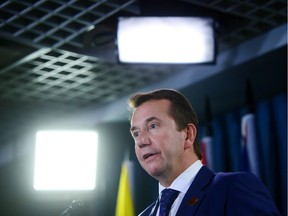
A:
[[150, 123, 158, 129], [132, 131, 139, 138]]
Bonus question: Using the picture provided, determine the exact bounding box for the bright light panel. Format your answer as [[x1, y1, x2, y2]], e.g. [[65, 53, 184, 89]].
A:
[[117, 17, 216, 64], [34, 130, 98, 191]]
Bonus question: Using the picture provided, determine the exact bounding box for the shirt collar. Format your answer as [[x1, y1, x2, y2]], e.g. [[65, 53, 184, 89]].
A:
[[159, 160, 203, 194]]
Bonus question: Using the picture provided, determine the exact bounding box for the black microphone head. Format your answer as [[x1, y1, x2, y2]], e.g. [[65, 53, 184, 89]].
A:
[[60, 200, 85, 216], [70, 200, 84, 209]]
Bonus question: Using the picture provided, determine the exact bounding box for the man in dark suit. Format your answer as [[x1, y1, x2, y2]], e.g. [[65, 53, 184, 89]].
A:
[[128, 89, 280, 216]]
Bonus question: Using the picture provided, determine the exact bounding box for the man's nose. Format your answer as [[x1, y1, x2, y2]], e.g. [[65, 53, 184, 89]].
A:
[[136, 131, 151, 148]]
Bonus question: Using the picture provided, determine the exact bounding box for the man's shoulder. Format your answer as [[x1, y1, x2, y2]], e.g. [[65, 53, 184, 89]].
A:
[[214, 171, 260, 182], [198, 166, 258, 184], [210, 170, 267, 193], [197, 166, 263, 190]]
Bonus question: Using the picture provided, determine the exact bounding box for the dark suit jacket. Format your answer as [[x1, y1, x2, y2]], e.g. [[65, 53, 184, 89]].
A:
[[139, 166, 280, 216]]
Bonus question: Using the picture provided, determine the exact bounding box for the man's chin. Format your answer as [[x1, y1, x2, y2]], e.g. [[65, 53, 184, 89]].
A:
[[144, 166, 163, 178]]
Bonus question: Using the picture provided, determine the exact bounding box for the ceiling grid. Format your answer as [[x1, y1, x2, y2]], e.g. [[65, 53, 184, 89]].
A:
[[0, 0, 286, 144]]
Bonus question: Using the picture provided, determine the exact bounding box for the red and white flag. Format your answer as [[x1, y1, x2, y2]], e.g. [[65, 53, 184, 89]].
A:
[[241, 112, 260, 177], [201, 96, 214, 170], [201, 136, 213, 170]]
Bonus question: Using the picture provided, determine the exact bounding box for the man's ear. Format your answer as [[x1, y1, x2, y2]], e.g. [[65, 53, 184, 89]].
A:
[[184, 123, 197, 150]]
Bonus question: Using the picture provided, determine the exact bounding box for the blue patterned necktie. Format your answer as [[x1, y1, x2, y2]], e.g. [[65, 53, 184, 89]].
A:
[[159, 188, 180, 216]]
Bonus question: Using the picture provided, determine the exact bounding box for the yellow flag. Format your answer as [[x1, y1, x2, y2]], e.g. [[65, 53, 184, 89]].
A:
[[115, 161, 135, 216]]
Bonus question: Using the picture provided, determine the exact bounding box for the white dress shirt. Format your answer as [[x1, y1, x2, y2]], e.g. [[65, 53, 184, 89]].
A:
[[156, 160, 203, 216]]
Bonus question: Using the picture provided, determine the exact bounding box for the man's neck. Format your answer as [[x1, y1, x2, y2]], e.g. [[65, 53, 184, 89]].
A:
[[158, 159, 200, 187]]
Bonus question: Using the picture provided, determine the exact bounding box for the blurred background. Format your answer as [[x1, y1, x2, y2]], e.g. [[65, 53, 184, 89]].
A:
[[0, 0, 286, 215]]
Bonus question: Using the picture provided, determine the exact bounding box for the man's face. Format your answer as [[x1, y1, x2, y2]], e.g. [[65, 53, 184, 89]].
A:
[[130, 99, 187, 181]]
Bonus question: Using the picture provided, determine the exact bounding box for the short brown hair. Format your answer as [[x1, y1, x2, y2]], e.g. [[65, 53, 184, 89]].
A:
[[128, 88, 202, 159]]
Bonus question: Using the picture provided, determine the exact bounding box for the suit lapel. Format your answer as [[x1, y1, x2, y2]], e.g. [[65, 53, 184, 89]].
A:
[[176, 166, 215, 216]]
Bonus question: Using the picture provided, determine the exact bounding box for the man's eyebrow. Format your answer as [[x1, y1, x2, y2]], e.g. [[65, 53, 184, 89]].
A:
[[130, 116, 160, 132], [146, 116, 159, 124], [130, 125, 137, 132]]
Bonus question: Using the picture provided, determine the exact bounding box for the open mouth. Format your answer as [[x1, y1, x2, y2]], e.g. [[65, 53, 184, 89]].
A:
[[143, 153, 157, 160]]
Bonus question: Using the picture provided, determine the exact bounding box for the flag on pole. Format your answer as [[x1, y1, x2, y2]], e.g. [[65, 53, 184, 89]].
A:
[[201, 96, 214, 170], [240, 80, 260, 177], [201, 136, 213, 169], [115, 160, 135, 216], [241, 113, 259, 176]]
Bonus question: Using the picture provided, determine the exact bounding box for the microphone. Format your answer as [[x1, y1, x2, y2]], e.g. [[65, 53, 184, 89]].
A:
[[59, 200, 84, 216]]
